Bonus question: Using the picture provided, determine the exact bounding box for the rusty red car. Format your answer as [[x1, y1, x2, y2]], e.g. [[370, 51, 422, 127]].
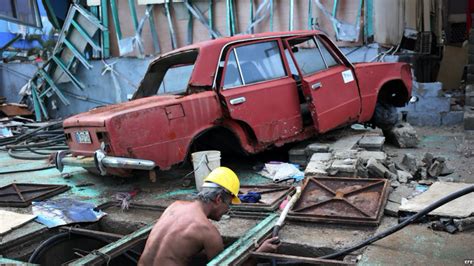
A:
[[56, 30, 413, 177]]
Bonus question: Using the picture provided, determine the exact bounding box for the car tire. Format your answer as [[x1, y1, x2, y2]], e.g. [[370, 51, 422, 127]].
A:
[[372, 102, 398, 130]]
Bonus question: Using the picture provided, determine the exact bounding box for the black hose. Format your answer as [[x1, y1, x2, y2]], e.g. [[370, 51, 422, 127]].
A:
[[0, 165, 55, 175], [320, 184, 474, 259]]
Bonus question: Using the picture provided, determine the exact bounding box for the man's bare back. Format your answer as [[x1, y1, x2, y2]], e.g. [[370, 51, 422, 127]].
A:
[[138, 201, 223, 266]]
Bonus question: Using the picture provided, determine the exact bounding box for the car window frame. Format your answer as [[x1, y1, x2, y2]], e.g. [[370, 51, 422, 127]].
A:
[[220, 38, 289, 90], [284, 34, 348, 78]]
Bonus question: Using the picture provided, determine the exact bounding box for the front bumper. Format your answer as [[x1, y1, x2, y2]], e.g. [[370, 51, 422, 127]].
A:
[[54, 150, 155, 176]]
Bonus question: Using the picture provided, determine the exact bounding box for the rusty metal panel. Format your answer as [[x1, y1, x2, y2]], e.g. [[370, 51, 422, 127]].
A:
[[231, 185, 292, 212], [0, 183, 70, 207], [288, 177, 389, 226]]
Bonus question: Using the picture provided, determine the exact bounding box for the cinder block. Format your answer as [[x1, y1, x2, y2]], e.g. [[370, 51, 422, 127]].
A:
[[464, 107, 474, 130], [467, 84, 474, 94], [467, 74, 474, 84], [469, 55, 474, 64], [466, 91, 474, 107], [441, 111, 464, 126], [358, 135, 385, 150], [469, 45, 474, 55], [466, 65, 474, 75], [412, 82, 443, 97], [406, 112, 441, 126], [412, 97, 451, 113]]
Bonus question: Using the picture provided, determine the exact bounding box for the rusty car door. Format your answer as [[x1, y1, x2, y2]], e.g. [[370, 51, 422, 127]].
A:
[[284, 35, 361, 133], [218, 39, 302, 143]]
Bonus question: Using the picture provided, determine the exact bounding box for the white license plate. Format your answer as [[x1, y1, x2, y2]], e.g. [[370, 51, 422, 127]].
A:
[[75, 131, 92, 144]]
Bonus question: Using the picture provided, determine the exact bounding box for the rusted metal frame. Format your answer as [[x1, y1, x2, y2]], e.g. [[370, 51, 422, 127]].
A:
[[70, 224, 153, 265], [250, 251, 355, 265], [147, 5, 161, 53], [165, 0, 178, 49], [184, 0, 221, 39], [0, 184, 70, 207], [12, 184, 25, 202], [38, 69, 71, 106], [0, 186, 63, 197], [292, 198, 333, 212], [344, 180, 385, 197], [208, 213, 278, 266]]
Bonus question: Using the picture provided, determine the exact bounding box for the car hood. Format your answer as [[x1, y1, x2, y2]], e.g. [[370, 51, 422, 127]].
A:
[[63, 95, 179, 128]]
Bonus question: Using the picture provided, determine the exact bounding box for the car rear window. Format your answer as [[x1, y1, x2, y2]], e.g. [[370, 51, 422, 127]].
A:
[[157, 64, 194, 95]]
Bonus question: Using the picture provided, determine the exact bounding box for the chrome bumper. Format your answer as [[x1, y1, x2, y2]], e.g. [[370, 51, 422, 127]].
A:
[[54, 150, 155, 176]]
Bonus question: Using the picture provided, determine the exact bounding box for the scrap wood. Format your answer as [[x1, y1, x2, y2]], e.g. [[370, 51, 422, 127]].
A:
[[0, 103, 32, 117], [0, 210, 36, 235]]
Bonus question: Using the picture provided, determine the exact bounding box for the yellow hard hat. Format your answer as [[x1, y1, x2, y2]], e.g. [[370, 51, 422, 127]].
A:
[[203, 167, 241, 204]]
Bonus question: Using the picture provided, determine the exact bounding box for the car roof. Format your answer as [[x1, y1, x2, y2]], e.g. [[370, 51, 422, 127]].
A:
[[149, 30, 321, 88]]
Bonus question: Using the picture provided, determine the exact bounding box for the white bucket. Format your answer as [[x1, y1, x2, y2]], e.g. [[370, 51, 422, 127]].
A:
[[191, 150, 221, 191]]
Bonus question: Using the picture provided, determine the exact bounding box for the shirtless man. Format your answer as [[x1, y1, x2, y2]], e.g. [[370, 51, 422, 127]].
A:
[[138, 167, 279, 265]]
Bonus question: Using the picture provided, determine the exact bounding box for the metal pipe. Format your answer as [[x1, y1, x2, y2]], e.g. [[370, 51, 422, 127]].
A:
[[101, 156, 155, 170]]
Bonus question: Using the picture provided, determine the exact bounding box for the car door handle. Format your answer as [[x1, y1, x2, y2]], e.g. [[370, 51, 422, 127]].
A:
[[311, 82, 322, 90], [230, 97, 246, 105]]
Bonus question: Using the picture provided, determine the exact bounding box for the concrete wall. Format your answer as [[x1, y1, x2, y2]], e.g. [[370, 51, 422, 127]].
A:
[[47, 57, 151, 119], [0, 63, 38, 103]]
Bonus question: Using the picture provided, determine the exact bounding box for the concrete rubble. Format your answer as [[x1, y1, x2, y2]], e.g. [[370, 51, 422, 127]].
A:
[[384, 122, 419, 148]]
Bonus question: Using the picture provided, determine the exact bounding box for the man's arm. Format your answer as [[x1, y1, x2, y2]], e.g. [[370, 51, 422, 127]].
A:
[[202, 226, 225, 260]]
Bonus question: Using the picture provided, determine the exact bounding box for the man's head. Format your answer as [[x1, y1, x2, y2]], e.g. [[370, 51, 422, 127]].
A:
[[197, 167, 240, 220]]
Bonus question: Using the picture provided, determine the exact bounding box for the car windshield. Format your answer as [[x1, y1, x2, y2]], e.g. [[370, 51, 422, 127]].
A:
[[157, 64, 194, 95]]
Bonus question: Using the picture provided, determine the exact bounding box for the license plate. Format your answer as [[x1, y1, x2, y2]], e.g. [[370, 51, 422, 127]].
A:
[[75, 131, 92, 144]]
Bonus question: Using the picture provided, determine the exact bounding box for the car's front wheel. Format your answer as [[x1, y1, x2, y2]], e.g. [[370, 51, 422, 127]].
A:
[[372, 102, 399, 131]]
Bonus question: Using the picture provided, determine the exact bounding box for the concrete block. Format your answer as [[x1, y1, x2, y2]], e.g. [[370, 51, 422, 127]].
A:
[[367, 157, 394, 179], [440, 111, 464, 126], [464, 107, 474, 130], [358, 135, 385, 150], [384, 122, 419, 148], [330, 159, 358, 175], [289, 148, 306, 156], [358, 151, 387, 164], [467, 74, 474, 84], [406, 112, 441, 126], [412, 97, 451, 113], [401, 153, 418, 174], [305, 161, 329, 176], [397, 170, 413, 183], [306, 143, 330, 155], [333, 150, 358, 160], [412, 82, 443, 97], [466, 85, 474, 94], [309, 153, 332, 162], [331, 135, 361, 152], [466, 65, 474, 74], [384, 201, 400, 217]]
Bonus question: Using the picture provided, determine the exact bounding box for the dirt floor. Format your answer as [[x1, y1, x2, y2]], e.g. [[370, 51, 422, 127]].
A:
[[0, 124, 473, 264]]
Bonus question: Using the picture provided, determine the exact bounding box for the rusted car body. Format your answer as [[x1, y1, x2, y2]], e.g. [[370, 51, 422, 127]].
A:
[[59, 30, 412, 177]]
